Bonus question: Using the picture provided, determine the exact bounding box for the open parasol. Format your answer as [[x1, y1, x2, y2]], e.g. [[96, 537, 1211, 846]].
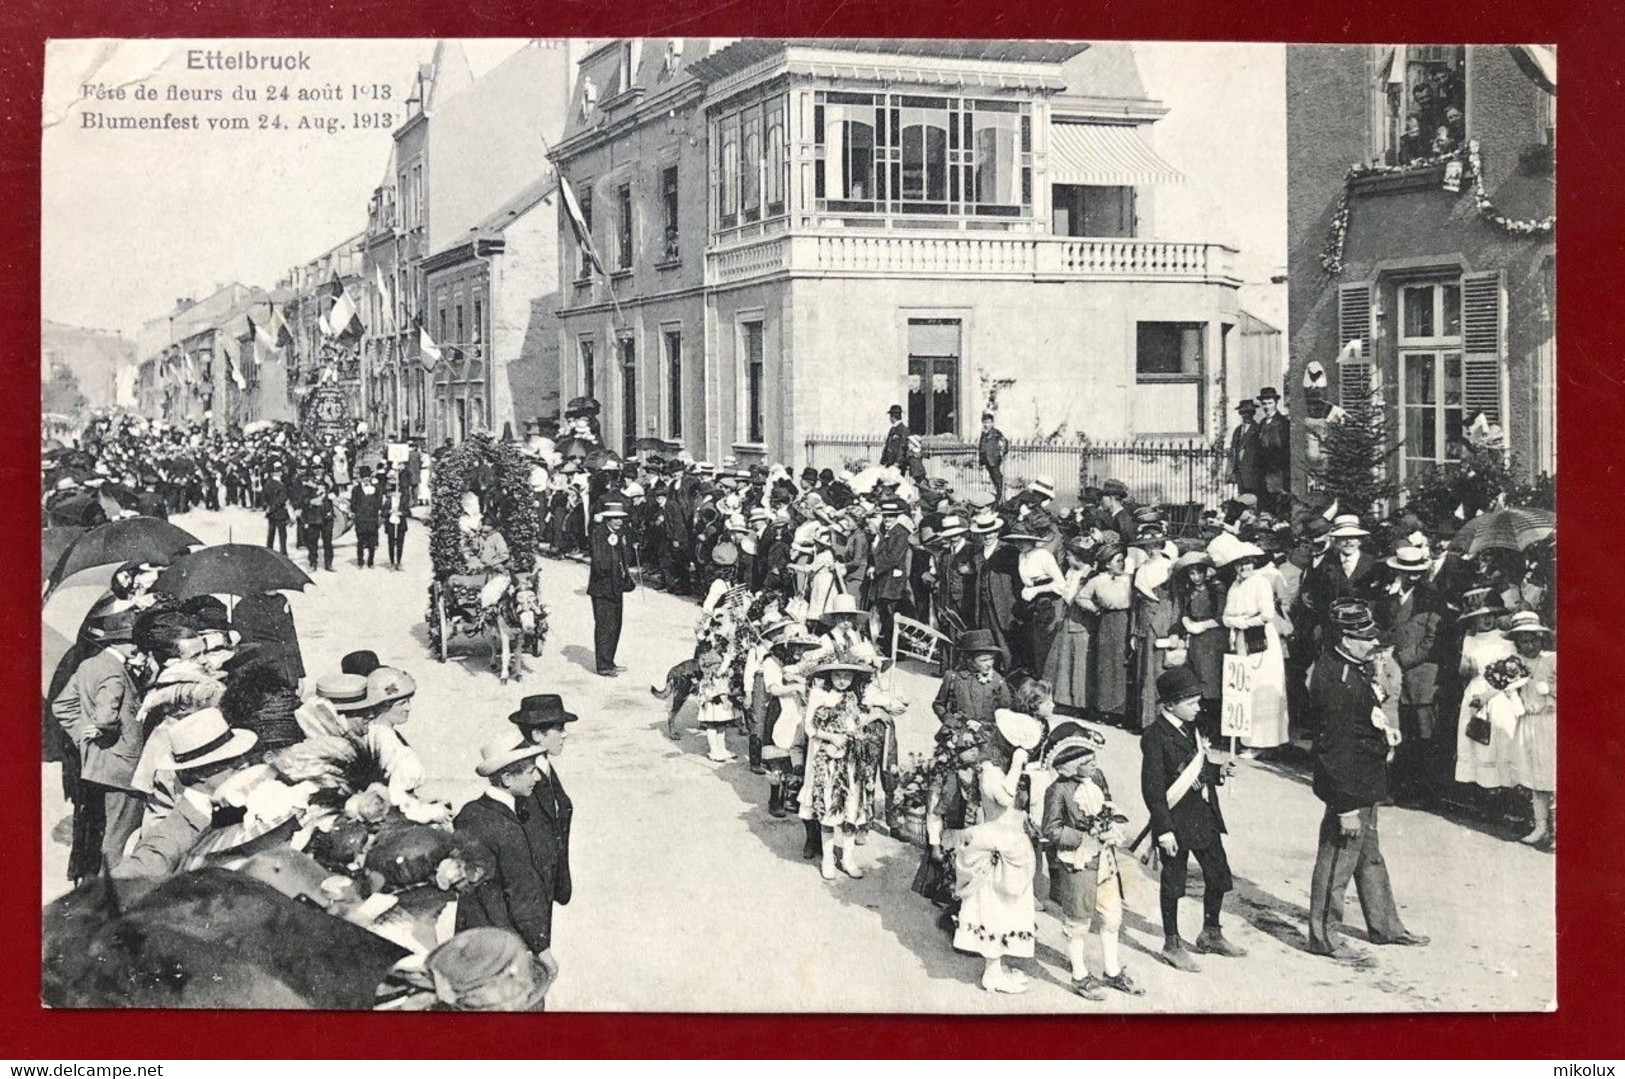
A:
[[41, 526, 86, 585], [43, 868, 408, 1009], [1447, 506, 1555, 557], [45, 517, 201, 592], [154, 543, 313, 599]]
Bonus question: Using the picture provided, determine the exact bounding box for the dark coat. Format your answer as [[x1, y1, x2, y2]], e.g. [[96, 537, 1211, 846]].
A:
[[586, 524, 635, 598], [970, 541, 1020, 646], [1228, 420, 1263, 493], [1305, 551, 1379, 627], [349, 484, 382, 534], [261, 477, 290, 523], [523, 768, 573, 908], [977, 426, 1009, 470], [453, 791, 567, 955], [51, 647, 142, 789], [936, 541, 976, 626], [1309, 650, 1390, 813], [872, 523, 913, 602], [1258, 413, 1291, 477], [1140, 715, 1226, 849], [880, 421, 910, 468], [1383, 586, 1442, 706]]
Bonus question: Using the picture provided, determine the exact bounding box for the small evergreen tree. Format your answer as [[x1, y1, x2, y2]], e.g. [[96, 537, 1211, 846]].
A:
[[1310, 380, 1397, 521]]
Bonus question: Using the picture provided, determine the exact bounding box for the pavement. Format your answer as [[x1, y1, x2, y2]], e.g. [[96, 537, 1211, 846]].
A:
[[41, 505, 1556, 1013]]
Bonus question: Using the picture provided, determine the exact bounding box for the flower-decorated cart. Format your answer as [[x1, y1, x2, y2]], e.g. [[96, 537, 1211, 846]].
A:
[[424, 434, 548, 682]]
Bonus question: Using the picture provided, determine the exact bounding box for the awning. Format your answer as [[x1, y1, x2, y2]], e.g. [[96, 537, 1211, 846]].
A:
[[1048, 123, 1184, 187], [1507, 44, 1556, 94]]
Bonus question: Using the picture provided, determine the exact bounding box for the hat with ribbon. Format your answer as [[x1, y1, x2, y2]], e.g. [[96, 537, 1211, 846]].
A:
[[475, 737, 547, 778], [1329, 597, 1380, 640], [166, 707, 259, 772], [1385, 547, 1431, 574], [1327, 514, 1369, 538], [969, 510, 1003, 535], [1504, 610, 1551, 637], [316, 673, 371, 714]]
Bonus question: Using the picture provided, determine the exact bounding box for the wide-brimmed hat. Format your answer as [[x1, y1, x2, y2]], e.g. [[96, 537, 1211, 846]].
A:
[[1458, 587, 1503, 622], [808, 652, 875, 679], [1026, 477, 1056, 502], [1172, 550, 1213, 573], [994, 708, 1044, 752], [955, 628, 1001, 656], [1386, 547, 1431, 574], [936, 514, 969, 540], [597, 500, 629, 519], [711, 540, 739, 567], [1504, 611, 1551, 637], [508, 693, 578, 730], [1101, 478, 1129, 499], [969, 510, 1003, 535], [316, 673, 371, 714], [356, 666, 417, 710], [427, 928, 553, 1012], [820, 594, 867, 620], [1327, 514, 1369, 538], [475, 737, 547, 777], [166, 707, 259, 772], [1003, 529, 1041, 544], [1044, 734, 1099, 772], [1155, 666, 1204, 705]]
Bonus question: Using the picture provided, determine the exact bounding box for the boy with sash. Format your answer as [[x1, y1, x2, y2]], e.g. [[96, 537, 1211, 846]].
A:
[[1139, 666, 1244, 972]]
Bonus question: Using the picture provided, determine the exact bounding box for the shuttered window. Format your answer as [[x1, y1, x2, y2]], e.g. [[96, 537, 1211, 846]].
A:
[[1461, 269, 1506, 425], [1337, 282, 1374, 406]]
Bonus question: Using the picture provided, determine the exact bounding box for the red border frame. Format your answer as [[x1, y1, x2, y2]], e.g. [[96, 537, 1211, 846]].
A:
[[2, 0, 1616, 1058]]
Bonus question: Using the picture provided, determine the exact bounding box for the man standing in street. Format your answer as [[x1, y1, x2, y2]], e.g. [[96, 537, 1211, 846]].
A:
[[262, 465, 290, 555], [871, 497, 913, 653], [880, 404, 910, 469], [510, 694, 576, 965], [350, 465, 382, 569], [1100, 479, 1136, 546], [587, 500, 635, 676], [1306, 599, 1430, 958], [454, 736, 566, 987], [1141, 666, 1244, 972], [1228, 399, 1263, 500], [1256, 387, 1291, 517], [1379, 548, 1443, 803], [977, 409, 1009, 505]]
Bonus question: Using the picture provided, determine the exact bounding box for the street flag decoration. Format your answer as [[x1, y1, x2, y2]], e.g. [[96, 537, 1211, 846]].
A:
[[221, 336, 246, 390], [244, 314, 265, 365], [374, 264, 395, 330], [418, 318, 442, 372], [558, 174, 607, 281], [321, 271, 364, 340]]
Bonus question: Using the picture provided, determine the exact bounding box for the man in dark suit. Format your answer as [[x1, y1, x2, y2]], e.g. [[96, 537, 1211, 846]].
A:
[[1378, 548, 1444, 803], [1256, 386, 1291, 517], [1227, 399, 1264, 499], [976, 410, 1010, 504], [871, 498, 913, 652], [1141, 666, 1243, 972], [880, 404, 910, 469], [586, 500, 636, 676], [454, 736, 567, 980], [968, 511, 1020, 667], [1100, 479, 1136, 546], [653, 488, 691, 594], [1304, 515, 1378, 645], [1306, 600, 1429, 958], [510, 693, 575, 950], [349, 465, 383, 569], [262, 466, 291, 555]]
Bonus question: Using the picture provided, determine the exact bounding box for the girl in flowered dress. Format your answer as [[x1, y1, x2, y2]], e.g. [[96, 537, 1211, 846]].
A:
[[694, 646, 737, 763], [798, 654, 879, 881]]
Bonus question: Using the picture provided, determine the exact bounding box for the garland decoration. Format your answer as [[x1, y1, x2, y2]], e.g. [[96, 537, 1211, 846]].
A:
[[427, 432, 543, 580], [1320, 143, 1554, 277]]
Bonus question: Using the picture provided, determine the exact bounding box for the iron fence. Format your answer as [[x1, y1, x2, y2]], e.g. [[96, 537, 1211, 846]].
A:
[[804, 434, 1232, 529]]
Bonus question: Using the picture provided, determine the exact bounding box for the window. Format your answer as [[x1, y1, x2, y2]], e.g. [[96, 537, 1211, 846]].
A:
[[1134, 322, 1205, 435], [455, 302, 465, 349], [473, 297, 483, 345], [438, 304, 448, 345], [618, 336, 637, 454], [576, 186, 594, 280], [713, 97, 789, 232], [717, 113, 740, 230], [617, 41, 635, 93], [579, 338, 596, 401], [660, 39, 684, 80], [1051, 184, 1135, 237], [740, 108, 763, 223], [661, 166, 680, 260], [741, 321, 765, 444], [664, 328, 683, 438], [764, 99, 786, 217], [614, 183, 633, 270], [907, 319, 961, 438], [1397, 280, 1466, 478], [1376, 45, 1466, 166], [1136, 323, 1205, 378], [813, 93, 1031, 217]]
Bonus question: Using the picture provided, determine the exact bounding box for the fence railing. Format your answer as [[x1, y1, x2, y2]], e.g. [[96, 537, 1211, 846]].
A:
[[804, 434, 1232, 525]]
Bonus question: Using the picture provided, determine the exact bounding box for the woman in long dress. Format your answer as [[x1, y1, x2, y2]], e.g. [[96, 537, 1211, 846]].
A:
[[1041, 540, 1096, 713], [1078, 543, 1132, 726], [1011, 531, 1065, 676], [804, 528, 843, 622], [952, 708, 1043, 994], [1172, 551, 1225, 739], [1454, 596, 1517, 789], [1220, 544, 1289, 752], [1130, 548, 1182, 729], [1505, 613, 1556, 847]]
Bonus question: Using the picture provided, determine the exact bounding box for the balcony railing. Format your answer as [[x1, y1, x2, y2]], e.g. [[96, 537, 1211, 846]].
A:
[[707, 231, 1240, 288]]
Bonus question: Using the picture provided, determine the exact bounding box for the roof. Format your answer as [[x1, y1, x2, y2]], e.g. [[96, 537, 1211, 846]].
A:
[[474, 174, 556, 234], [688, 38, 1090, 83]]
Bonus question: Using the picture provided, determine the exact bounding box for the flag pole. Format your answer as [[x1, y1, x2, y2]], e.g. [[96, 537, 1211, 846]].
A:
[[538, 130, 628, 332]]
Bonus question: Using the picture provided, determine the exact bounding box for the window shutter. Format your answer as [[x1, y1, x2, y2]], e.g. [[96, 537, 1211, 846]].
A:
[[1462, 269, 1506, 424], [1337, 282, 1374, 406]]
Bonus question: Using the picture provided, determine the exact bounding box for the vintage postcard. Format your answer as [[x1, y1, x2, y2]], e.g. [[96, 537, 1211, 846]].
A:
[[39, 37, 1555, 1013]]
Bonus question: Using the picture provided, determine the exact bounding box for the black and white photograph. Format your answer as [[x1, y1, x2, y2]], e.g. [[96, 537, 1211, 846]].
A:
[[38, 37, 1556, 1013]]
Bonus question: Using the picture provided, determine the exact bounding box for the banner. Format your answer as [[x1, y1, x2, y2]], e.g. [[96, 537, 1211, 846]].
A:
[[1220, 653, 1255, 739]]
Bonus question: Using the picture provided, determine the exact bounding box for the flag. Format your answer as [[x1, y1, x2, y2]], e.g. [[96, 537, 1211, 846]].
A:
[[374, 264, 394, 330], [270, 305, 294, 349], [221, 336, 245, 390], [559, 175, 607, 281], [418, 319, 442, 372], [322, 271, 362, 340]]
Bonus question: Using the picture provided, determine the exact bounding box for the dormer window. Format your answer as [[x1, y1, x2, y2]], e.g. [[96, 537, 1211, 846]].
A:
[[618, 41, 636, 94], [661, 40, 684, 80], [579, 77, 598, 121], [1376, 45, 1467, 166]]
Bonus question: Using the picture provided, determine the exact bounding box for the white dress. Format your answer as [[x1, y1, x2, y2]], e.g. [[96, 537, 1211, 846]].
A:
[[1222, 571, 1289, 748], [1454, 631, 1518, 788], [952, 761, 1037, 960]]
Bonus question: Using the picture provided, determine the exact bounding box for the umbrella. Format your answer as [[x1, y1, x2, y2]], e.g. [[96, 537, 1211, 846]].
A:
[[42, 566, 120, 696], [43, 868, 408, 1009], [46, 517, 201, 592], [1448, 506, 1555, 557], [41, 525, 85, 584], [154, 543, 313, 599]]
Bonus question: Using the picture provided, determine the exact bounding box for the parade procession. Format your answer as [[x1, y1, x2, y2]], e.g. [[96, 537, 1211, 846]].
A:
[[37, 38, 1557, 1014]]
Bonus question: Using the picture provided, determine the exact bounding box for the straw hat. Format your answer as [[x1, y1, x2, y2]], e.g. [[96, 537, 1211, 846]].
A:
[[474, 737, 547, 778], [808, 652, 875, 679], [969, 510, 1003, 535], [1504, 610, 1551, 637], [1326, 514, 1369, 538], [166, 707, 259, 772], [993, 708, 1044, 752], [1385, 547, 1431, 574]]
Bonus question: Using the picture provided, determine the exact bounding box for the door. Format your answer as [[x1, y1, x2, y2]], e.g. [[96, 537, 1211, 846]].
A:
[[619, 337, 637, 456]]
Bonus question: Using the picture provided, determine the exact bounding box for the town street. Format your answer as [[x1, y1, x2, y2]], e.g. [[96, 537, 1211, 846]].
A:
[[43, 506, 1555, 1013]]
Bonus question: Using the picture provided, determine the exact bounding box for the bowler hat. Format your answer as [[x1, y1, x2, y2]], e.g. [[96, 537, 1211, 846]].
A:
[[1155, 666, 1204, 704], [887, 404, 903, 417], [956, 628, 1001, 656], [1235, 398, 1257, 413], [508, 693, 578, 730], [1257, 386, 1281, 401], [1101, 478, 1129, 499], [340, 650, 381, 677]]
